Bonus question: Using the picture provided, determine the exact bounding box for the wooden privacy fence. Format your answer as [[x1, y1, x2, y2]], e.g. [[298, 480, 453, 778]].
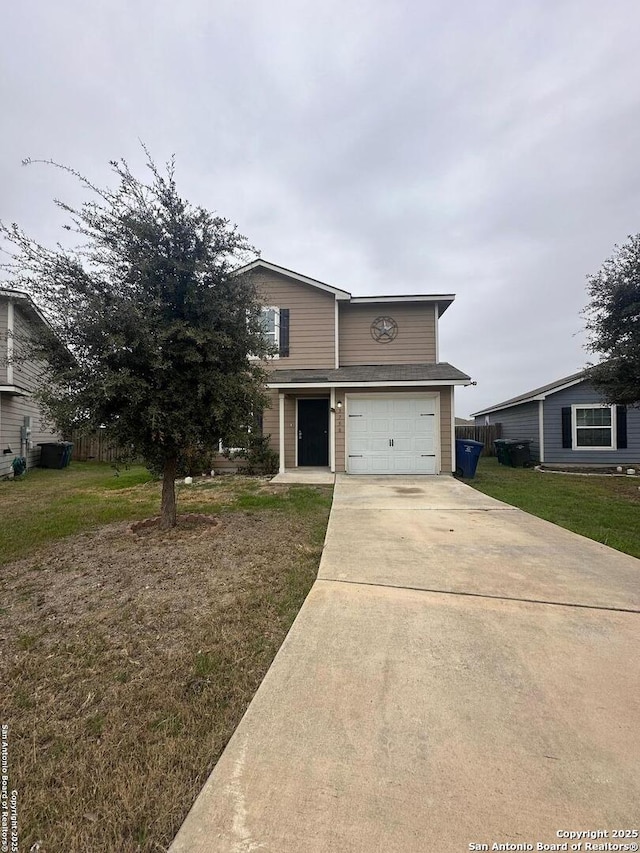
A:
[[455, 424, 502, 456], [69, 430, 134, 463], [71, 425, 503, 463]]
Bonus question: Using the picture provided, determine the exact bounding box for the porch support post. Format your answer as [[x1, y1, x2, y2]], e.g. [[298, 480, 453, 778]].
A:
[[538, 399, 545, 463], [278, 392, 286, 474], [329, 387, 336, 473]]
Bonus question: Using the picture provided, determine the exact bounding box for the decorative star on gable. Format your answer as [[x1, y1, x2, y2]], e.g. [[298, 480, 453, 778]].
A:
[[370, 316, 398, 343]]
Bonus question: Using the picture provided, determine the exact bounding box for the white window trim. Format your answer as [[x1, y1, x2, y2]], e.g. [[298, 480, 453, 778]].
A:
[[262, 306, 280, 359], [249, 306, 280, 361], [571, 404, 617, 451], [218, 439, 243, 454]]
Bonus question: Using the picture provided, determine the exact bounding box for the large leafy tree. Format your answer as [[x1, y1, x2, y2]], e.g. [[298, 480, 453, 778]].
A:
[[583, 233, 640, 407], [0, 153, 271, 527]]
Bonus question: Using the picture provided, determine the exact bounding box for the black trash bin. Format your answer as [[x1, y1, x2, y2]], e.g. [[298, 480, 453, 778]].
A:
[[455, 438, 484, 478], [493, 439, 510, 465], [505, 439, 531, 467], [38, 442, 74, 469]]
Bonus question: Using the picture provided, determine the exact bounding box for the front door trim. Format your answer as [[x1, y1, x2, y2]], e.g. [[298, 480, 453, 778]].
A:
[[295, 397, 330, 467]]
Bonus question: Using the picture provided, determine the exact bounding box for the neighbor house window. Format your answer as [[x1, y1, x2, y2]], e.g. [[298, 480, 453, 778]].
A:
[[572, 405, 616, 449]]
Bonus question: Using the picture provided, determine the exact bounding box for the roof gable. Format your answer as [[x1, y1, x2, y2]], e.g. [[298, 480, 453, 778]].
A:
[[234, 259, 456, 311], [234, 259, 352, 300], [0, 287, 51, 331], [471, 370, 589, 417]]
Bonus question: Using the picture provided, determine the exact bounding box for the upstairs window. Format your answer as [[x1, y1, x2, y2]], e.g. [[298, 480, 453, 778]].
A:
[[572, 405, 615, 449], [253, 307, 289, 358], [261, 307, 280, 353]]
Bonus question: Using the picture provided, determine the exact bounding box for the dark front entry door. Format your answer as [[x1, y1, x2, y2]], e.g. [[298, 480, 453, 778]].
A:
[[298, 399, 329, 466]]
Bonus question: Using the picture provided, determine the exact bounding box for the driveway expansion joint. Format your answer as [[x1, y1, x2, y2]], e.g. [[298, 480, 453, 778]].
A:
[[318, 576, 640, 615]]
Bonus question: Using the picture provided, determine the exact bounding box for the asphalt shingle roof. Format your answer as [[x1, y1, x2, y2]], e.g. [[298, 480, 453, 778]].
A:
[[268, 362, 471, 385], [470, 370, 588, 416]]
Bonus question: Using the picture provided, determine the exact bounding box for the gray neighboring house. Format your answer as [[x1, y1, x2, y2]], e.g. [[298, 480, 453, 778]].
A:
[[0, 287, 60, 477], [471, 370, 639, 465]]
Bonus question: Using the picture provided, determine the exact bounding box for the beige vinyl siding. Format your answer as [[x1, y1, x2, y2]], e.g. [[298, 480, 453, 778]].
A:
[[12, 306, 43, 391], [438, 386, 452, 473], [0, 301, 7, 384], [0, 304, 61, 476], [284, 395, 296, 468], [262, 389, 295, 469], [253, 270, 336, 369], [338, 303, 436, 366], [209, 453, 248, 473], [262, 389, 280, 454], [334, 386, 452, 473], [0, 393, 59, 477]]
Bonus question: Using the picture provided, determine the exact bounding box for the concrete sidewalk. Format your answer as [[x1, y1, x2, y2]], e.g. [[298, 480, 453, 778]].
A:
[[170, 475, 640, 852]]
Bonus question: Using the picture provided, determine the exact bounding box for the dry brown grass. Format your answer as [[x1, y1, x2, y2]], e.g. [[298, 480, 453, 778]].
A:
[[1, 480, 332, 852]]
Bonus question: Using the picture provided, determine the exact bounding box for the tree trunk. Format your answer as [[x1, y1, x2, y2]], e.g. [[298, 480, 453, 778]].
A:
[[160, 456, 178, 529]]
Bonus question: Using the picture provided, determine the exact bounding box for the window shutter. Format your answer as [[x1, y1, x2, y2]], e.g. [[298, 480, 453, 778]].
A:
[[616, 405, 627, 449], [279, 309, 290, 357], [561, 407, 572, 448]]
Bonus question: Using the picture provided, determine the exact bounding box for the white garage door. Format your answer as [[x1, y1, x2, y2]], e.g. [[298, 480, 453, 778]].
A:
[[346, 395, 438, 474]]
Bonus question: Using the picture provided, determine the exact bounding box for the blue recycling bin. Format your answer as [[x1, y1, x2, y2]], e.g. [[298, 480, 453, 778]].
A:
[[455, 438, 484, 478]]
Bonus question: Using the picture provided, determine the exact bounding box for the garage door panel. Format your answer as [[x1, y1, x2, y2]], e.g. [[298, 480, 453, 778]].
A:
[[391, 401, 414, 416], [391, 417, 412, 433], [415, 456, 436, 474], [370, 417, 391, 433], [346, 395, 439, 475], [389, 454, 436, 474], [349, 421, 369, 437], [348, 454, 395, 474]]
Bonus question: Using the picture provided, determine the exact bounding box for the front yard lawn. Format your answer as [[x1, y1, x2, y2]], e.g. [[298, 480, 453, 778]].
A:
[[469, 457, 640, 559], [0, 464, 332, 852]]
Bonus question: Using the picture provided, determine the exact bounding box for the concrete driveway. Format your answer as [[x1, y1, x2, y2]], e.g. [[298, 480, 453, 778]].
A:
[[171, 475, 640, 853]]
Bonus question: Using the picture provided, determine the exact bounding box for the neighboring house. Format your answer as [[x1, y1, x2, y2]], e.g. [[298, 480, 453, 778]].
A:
[[471, 370, 639, 465], [235, 260, 471, 475], [0, 288, 60, 477]]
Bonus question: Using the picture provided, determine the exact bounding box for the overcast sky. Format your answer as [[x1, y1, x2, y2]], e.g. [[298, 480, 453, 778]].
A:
[[2, 0, 640, 416]]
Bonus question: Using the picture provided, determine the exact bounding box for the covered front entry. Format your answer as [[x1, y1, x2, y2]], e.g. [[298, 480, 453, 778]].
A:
[[297, 398, 329, 466], [346, 394, 438, 474]]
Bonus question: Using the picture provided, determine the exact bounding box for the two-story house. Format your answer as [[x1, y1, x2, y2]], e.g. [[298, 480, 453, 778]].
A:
[[0, 288, 59, 477], [239, 260, 471, 475]]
